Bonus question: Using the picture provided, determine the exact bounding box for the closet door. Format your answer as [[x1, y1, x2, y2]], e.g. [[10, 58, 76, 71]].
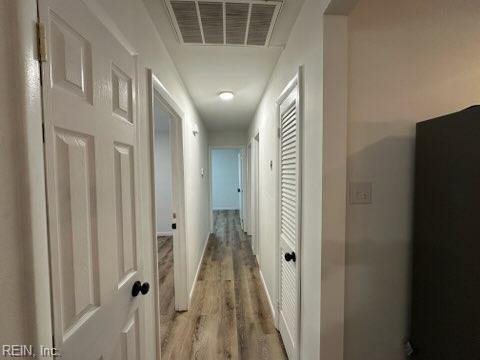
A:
[[277, 76, 301, 360]]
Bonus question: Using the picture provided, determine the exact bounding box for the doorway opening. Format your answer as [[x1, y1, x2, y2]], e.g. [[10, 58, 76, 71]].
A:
[[153, 97, 175, 349], [148, 71, 189, 356], [209, 147, 244, 232]]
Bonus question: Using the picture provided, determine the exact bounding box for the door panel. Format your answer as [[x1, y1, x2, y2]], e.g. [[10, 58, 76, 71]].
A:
[[54, 130, 99, 334], [114, 143, 137, 284], [40, 0, 147, 359], [278, 85, 300, 360], [112, 311, 141, 360]]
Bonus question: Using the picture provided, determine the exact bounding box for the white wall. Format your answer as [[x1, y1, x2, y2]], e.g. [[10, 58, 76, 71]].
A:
[[154, 102, 173, 235], [248, 0, 329, 358], [208, 130, 247, 147], [321, 14, 349, 360], [345, 0, 480, 359], [211, 149, 240, 210], [0, 0, 28, 347]]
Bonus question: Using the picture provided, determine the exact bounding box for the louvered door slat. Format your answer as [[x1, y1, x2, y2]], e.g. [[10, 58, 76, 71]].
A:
[[282, 106, 296, 124], [282, 117, 296, 132]]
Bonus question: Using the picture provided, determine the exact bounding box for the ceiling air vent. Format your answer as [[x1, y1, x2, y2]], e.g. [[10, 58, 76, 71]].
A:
[[166, 0, 283, 46]]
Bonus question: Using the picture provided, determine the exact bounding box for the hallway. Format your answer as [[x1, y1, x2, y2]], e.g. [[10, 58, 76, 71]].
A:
[[161, 210, 287, 359]]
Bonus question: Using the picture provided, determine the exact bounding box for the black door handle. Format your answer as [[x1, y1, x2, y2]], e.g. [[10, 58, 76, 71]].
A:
[[132, 281, 150, 297], [284, 252, 296, 263], [140, 282, 150, 295]]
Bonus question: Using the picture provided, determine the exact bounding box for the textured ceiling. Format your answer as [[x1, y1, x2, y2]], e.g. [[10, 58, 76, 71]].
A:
[[143, 0, 306, 130]]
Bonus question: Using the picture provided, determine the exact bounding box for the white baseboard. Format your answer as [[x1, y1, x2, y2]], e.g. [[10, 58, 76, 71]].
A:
[[189, 232, 211, 303], [157, 231, 173, 237], [259, 268, 276, 324]]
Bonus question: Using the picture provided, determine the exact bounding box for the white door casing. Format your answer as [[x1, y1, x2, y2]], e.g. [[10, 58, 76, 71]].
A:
[[40, 0, 149, 359], [238, 151, 243, 227], [252, 135, 260, 258], [246, 143, 252, 234], [277, 71, 302, 360]]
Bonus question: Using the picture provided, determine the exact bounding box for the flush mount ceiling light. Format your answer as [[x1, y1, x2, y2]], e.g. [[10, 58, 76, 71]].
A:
[[219, 91, 234, 101]]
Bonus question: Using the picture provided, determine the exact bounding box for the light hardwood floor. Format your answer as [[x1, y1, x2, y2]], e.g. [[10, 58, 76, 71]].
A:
[[159, 210, 287, 359], [158, 235, 175, 347]]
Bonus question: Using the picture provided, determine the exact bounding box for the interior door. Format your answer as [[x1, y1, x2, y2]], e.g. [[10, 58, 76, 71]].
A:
[[278, 81, 301, 359], [238, 151, 243, 228], [40, 1, 149, 359]]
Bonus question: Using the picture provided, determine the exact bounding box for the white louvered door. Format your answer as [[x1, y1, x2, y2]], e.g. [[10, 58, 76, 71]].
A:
[[277, 76, 301, 360]]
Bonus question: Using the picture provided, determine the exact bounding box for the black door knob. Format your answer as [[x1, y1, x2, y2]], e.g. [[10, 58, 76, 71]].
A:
[[140, 282, 150, 295], [132, 281, 150, 297], [284, 252, 296, 263]]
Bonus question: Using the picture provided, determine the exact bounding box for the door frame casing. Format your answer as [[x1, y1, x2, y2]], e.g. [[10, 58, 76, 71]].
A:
[[275, 67, 304, 360], [249, 134, 260, 258], [148, 70, 189, 357], [7, 0, 53, 355], [245, 141, 252, 234]]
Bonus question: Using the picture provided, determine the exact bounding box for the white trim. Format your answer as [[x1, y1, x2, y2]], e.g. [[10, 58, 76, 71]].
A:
[[252, 134, 260, 259], [15, 1, 53, 355], [157, 231, 173, 237], [276, 71, 300, 105], [276, 66, 304, 360], [259, 269, 276, 323], [189, 232, 212, 302], [148, 70, 189, 360], [246, 141, 253, 235]]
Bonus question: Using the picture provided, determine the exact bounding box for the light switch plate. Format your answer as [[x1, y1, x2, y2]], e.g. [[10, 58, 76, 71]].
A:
[[350, 182, 372, 205]]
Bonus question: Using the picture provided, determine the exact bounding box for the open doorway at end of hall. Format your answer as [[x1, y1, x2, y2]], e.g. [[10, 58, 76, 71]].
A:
[[210, 147, 245, 232], [153, 95, 175, 350]]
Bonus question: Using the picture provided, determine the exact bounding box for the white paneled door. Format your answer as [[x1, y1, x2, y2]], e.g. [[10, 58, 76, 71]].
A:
[[40, 1, 149, 359], [277, 75, 301, 360]]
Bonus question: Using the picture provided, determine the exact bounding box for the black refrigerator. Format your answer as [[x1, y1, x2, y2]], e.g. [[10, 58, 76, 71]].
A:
[[410, 106, 480, 359]]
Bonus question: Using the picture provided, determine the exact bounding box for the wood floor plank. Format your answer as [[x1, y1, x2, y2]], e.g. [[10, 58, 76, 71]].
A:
[[159, 210, 287, 359], [158, 235, 176, 349]]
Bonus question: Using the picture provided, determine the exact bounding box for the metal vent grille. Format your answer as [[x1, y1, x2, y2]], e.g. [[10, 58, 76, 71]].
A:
[[170, 1, 203, 43], [247, 4, 276, 45], [165, 0, 282, 46], [226, 3, 249, 44], [199, 2, 224, 44]]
